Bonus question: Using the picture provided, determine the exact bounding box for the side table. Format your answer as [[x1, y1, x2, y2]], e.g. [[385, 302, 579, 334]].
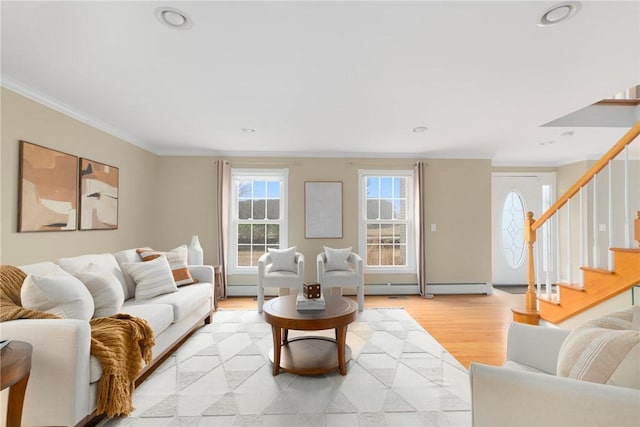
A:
[[1, 341, 33, 427], [214, 264, 223, 301]]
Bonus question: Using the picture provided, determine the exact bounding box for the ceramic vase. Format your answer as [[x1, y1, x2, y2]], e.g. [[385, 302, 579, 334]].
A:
[[188, 235, 204, 265]]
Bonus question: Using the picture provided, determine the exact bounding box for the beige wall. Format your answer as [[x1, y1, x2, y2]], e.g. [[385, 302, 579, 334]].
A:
[[2, 88, 492, 286], [1, 88, 158, 265], [154, 157, 493, 286]]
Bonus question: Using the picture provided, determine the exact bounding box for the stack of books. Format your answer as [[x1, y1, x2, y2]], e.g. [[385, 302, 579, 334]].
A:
[[296, 293, 326, 311]]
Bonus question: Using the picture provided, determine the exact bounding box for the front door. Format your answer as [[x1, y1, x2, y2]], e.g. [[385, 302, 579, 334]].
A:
[[492, 173, 555, 285]]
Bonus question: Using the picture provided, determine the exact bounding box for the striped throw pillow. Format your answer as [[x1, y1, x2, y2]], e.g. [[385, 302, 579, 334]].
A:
[[137, 245, 197, 286], [123, 256, 178, 301], [557, 307, 640, 389]]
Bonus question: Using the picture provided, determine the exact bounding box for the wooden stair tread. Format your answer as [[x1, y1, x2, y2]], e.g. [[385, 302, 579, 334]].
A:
[[610, 247, 640, 253], [557, 282, 585, 291], [580, 266, 614, 274], [537, 294, 560, 305]]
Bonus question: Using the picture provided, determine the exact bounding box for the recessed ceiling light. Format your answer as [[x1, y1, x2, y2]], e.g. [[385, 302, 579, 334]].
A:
[[155, 7, 193, 30], [538, 2, 580, 27], [561, 130, 575, 137], [412, 126, 428, 133], [242, 128, 256, 133]]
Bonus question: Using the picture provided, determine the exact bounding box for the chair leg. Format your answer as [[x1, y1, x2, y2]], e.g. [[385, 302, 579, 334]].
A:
[[257, 285, 264, 313], [357, 284, 364, 312]]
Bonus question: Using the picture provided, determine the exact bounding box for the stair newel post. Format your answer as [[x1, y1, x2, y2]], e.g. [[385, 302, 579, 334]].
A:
[[525, 211, 537, 312]]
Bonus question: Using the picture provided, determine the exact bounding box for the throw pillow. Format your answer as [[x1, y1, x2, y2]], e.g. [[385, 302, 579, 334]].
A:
[[268, 246, 297, 272], [74, 271, 125, 318], [123, 255, 178, 301], [557, 308, 640, 390], [324, 246, 352, 271], [21, 274, 94, 320], [137, 245, 197, 286]]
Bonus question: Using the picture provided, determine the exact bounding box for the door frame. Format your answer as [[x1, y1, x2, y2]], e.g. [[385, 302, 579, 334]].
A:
[[491, 172, 557, 286]]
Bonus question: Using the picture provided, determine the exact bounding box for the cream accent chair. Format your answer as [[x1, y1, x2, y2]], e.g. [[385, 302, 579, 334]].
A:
[[316, 250, 364, 311], [469, 320, 640, 426], [257, 251, 304, 312]]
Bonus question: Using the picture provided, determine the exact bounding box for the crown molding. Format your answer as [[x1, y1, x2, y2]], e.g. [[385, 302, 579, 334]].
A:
[[1, 75, 153, 153]]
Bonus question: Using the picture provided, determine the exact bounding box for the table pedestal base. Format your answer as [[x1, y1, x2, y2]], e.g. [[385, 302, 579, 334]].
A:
[[268, 336, 352, 376]]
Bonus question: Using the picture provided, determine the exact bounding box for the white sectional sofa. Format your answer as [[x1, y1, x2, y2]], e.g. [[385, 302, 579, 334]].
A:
[[0, 248, 214, 427]]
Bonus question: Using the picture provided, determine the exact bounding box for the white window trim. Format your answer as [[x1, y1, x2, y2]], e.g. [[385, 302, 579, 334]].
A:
[[228, 168, 289, 275], [358, 169, 416, 274]]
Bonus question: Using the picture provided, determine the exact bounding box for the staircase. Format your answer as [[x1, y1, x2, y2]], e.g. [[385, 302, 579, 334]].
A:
[[513, 122, 640, 326], [536, 246, 640, 323]]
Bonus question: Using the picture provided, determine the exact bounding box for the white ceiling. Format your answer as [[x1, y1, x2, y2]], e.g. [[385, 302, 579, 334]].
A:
[[2, 1, 639, 166]]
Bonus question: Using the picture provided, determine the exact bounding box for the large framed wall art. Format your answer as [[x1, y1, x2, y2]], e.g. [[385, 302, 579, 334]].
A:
[[79, 157, 119, 230], [304, 181, 343, 238], [18, 140, 78, 232]]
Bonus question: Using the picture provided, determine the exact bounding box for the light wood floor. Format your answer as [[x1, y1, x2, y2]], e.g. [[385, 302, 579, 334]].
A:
[[217, 291, 523, 369]]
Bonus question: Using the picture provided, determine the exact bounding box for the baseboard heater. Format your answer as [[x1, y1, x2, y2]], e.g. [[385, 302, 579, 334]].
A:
[[226, 283, 491, 297], [426, 282, 493, 295]]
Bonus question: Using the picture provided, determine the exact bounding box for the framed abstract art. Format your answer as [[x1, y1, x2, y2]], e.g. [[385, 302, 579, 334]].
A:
[[18, 140, 78, 232], [79, 157, 119, 230]]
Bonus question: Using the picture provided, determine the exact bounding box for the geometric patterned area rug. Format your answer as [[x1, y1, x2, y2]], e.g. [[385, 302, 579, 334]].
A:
[[101, 308, 471, 426]]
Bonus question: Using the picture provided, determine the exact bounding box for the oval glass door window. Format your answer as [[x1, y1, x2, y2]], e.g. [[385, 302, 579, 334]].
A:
[[501, 191, 525, 269]]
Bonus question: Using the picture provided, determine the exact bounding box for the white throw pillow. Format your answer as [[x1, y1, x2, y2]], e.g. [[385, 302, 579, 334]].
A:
[[137, 245, 197, 286], [75, 271, 125, 318], [123, 255, 178, 301], [21, 274, 94, 320], [268, 246, 297, 272], [324, 246, 352, 271]]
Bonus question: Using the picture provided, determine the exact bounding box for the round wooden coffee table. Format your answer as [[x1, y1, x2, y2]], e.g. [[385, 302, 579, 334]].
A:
[[263, 295, 358, 376]]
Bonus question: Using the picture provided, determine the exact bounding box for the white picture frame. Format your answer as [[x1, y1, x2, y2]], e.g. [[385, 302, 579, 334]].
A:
[[305, 181, 343, 239]]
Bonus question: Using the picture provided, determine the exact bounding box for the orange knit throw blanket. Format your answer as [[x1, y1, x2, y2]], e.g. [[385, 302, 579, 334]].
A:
[[0, 265, 156, 417]]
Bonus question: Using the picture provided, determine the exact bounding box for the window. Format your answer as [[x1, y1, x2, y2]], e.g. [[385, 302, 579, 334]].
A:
[[229, 169, 288, 273], [358, 170, 415, 273]]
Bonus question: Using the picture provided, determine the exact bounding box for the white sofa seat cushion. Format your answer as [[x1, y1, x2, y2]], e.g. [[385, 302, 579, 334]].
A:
[[56, 253, 129, 300], [144, 282, 212, 323], [88, 302, 176, 383]]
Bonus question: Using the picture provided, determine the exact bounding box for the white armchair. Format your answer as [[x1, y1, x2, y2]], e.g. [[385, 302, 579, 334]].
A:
[[257, 251, 304, 312], [469, 321, 640, 426], [317, 249, 364, 311]]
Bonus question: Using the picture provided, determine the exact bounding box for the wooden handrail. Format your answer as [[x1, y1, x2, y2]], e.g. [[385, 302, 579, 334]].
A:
[[531, 121, 640, 232]]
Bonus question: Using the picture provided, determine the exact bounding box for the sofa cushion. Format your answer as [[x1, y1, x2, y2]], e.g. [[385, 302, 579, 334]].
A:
[[120, 301, 174, 336], [88, 302, 174, 383], [137, 245, 197, 286], [123, 256, 178, 301], [74, 271, 125, 318], [56, 253, 129, 300], [19, 261, 71, 277], [113, 248, 151, 299], [323, 246, 352, 271], [143, 282, 212, 322], [557, 307, 640, 390], [21, 274, 94, 320]]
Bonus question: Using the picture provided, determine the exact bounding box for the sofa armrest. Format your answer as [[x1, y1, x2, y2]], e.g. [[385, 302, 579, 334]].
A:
[[188, 264, 214, 284], [0, 319, 92, 427], [506, 322, 570, 374], [470, 362, 640, 427]]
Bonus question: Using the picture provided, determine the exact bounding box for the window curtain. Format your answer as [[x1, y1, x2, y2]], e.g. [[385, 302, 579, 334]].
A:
[[216, 160, 231, 299], [414, 161, 429, 297]]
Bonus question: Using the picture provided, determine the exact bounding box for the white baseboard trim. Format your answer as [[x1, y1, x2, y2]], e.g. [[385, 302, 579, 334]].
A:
[[427, 282, 493, 295], [226, 282, 491, 297]]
